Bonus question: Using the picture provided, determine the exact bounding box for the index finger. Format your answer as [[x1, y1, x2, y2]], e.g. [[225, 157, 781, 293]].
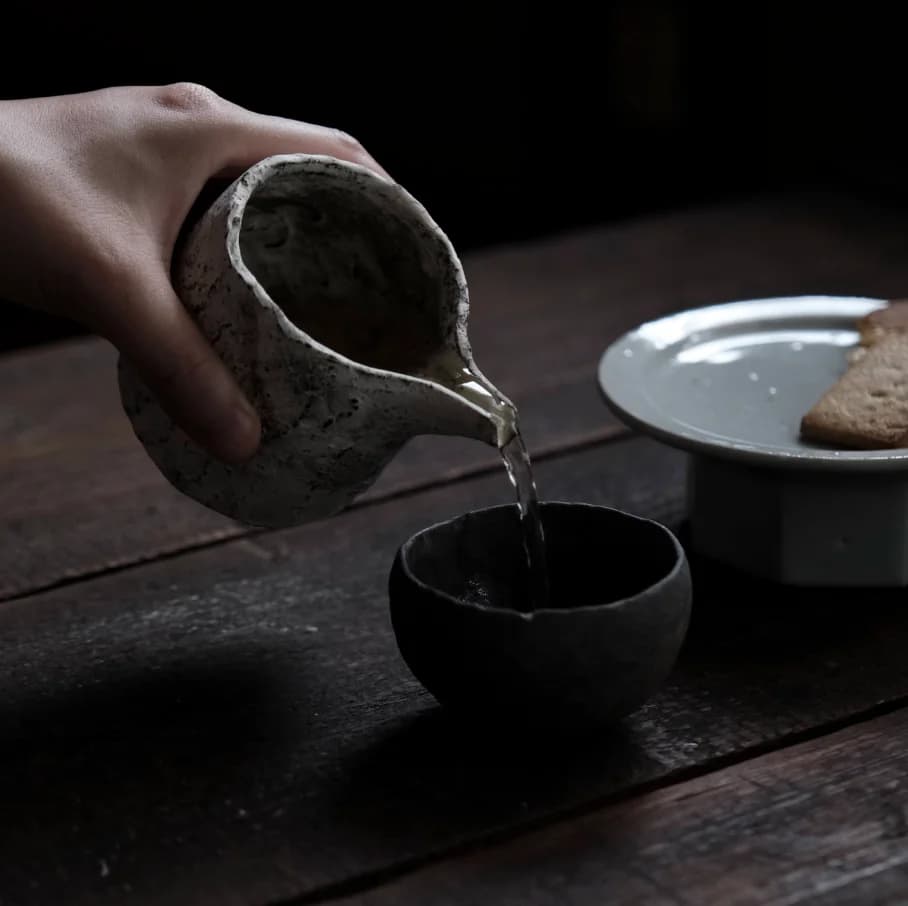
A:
[[211, 105, 391, 181]]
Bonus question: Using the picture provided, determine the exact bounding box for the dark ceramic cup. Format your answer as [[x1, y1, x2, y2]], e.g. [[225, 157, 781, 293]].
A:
[[389, 502, 692, 734]]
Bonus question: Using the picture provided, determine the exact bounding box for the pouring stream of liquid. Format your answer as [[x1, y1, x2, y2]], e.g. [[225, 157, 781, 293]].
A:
[[425, 353, 550, 613]]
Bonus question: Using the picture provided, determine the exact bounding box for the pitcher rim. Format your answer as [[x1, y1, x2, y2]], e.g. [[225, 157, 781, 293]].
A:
[[222, 152, 509, 422]]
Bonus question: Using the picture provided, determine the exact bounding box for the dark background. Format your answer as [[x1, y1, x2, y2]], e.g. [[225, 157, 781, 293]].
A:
[[2, 3, 907, 351]]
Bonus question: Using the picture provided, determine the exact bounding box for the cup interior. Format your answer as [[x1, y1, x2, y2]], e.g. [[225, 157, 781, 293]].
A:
[[403, 502, 682, 613]]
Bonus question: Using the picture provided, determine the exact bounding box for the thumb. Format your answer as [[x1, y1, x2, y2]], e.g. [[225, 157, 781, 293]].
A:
[[110, 265, 261, 465]]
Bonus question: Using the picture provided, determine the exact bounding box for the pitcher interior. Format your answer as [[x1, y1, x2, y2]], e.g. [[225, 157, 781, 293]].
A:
[[238, 166, 456, 378]]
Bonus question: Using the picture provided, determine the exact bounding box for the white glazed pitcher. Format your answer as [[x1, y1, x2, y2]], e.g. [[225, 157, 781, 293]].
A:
[[118, 154, 515, 528]]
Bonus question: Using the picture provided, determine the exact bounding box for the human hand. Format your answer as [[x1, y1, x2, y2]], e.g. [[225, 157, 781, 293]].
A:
[[0, 83, 388, 463]]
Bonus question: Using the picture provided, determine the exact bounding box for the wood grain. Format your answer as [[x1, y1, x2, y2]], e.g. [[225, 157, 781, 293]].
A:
[[4, 437, 908, 904], [345, 708, 908, 906], [5, 193, 908, 599]]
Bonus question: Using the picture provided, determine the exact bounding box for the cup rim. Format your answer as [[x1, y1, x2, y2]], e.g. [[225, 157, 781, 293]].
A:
[[394, 500, 688, 618]]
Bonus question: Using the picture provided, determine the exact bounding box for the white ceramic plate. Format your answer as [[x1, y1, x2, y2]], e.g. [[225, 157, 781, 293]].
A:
[[598, 295, 908, 472]]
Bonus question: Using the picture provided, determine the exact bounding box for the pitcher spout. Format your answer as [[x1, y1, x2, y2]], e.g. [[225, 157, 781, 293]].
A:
[[401, 356, 519, 449]]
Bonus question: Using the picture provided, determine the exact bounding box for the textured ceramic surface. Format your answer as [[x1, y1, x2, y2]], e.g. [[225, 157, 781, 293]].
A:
[[599, 296, 908, 586], [389, 502, 692, 734], [119, 155, 510, 528]]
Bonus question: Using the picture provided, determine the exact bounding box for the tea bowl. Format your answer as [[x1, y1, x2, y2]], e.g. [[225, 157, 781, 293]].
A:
[[389, 502, 691, 734]]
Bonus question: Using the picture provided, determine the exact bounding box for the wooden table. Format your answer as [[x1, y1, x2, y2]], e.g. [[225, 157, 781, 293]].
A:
[[4, 192, 908, 906]]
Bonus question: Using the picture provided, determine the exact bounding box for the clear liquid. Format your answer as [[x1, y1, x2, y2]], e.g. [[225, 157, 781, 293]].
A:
[[424, 353, 550, 612], [500, 432, 550, 612]]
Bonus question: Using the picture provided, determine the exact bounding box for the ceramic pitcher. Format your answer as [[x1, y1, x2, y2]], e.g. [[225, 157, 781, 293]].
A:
[[118, 154, 515, 529]]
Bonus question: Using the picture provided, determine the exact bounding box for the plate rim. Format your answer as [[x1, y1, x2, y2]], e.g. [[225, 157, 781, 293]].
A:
[[597, 294, 908, 473]]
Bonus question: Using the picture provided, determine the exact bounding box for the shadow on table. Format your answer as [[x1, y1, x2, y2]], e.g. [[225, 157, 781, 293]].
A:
[[330, 702, 658, 859], [0, 645, 287, 858], [634, 519, 908, 742], [674, 519, 908, 661]]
